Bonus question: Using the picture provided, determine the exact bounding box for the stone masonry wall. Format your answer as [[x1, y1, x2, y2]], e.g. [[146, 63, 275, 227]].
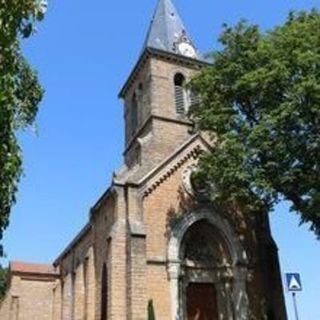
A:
[[0, 273, 57, 320], [143, 149, 199, 319], [150, 56, 200, 119], [58, 227, 95, 320]]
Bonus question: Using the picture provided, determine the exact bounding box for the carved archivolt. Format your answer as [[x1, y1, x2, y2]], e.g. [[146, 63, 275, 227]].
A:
[[167, 209, 249, 320], [142, 145, 202, 198], [181, 163, 198, 197]]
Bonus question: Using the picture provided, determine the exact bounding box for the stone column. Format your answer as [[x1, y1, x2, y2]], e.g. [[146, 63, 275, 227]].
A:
[[233, 266, 249, 320], [168, 262, 180, 320], [86, 249, 95, 320], [127, 234, 147, 320], [52, 280, 62, 320], [218, 267, 235, 320], [127, 186, 147, 320], [109, 186, 128, 320], [62, 273, 72, 320], [75, 264, 85, 320]]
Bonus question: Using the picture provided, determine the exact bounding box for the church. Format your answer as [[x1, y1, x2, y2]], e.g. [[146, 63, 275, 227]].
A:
[[0, 0, 287, 319]]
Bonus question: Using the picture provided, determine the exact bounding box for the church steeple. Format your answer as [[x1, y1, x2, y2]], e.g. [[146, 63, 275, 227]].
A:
[[119, 0, 207, 171], [142, 0, 199, 59]]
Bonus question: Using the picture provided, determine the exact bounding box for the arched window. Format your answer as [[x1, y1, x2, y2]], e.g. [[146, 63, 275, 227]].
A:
[[174, 73, 186, 114], [131, 93, 138, 134], [181, 220, 231, 266], [61, 280, 64, 318], [100, 264, 108, 320], [137, 83, 144, 106], [83, 258, 89, 320], [71, 272, 76, 320]]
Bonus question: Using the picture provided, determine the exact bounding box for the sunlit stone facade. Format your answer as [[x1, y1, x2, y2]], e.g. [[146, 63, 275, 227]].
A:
[[0, 1, 287, 319]]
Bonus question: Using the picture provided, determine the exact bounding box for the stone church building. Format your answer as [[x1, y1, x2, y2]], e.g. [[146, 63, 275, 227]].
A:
[[0, 0, 287, 319]]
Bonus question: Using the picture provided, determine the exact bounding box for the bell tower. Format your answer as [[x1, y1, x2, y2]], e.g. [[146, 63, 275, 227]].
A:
[[118, 0, 208, 179], [116, 1, 287, 319]]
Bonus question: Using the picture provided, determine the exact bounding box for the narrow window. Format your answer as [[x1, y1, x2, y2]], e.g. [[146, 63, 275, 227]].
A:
[[137, 83, 144, 107], [61, 280, 64, 319], [101, 264, 108, 320], [52, 286, 57, 320], [71, 272, 76, 320], [131, 93, 138, 135], [174, 73, 186, 114], [83, 258, 89, 320], [10, 297, 19, 320]]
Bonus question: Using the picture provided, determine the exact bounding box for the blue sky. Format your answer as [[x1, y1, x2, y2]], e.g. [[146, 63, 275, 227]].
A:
[[1, 0, 319, 318]]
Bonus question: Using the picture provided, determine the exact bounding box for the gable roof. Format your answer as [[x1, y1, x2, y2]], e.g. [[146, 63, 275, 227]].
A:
[[10, 261, 58, 276], [137, 133, 212, 196]]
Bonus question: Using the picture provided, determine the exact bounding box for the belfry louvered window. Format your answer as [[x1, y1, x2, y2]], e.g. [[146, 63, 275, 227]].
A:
[[174, 73, 186, 114], [190, 89, 200, 107]]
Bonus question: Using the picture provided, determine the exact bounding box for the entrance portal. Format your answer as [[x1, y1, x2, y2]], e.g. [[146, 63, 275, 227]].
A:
[[186, 283, 219, 320], [179, 219, 232, 319], [168, 211, 249, 319]]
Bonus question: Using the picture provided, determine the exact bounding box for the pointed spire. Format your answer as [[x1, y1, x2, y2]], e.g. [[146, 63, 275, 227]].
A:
[[143, 0, 199, 58]]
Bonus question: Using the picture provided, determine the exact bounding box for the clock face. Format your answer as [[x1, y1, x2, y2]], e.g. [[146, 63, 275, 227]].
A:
[[178, 42, 196, 58]]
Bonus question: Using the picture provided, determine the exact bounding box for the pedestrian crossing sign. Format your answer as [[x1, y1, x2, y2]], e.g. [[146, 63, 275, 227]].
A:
[[285, 273, 302, 292]]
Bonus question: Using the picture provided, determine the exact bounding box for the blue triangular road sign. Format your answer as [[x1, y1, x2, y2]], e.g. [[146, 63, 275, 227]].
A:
[[285, 273, 302, 292]]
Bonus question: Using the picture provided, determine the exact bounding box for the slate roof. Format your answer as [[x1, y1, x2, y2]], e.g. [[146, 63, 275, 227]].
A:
[[142, 0, 198, 57]]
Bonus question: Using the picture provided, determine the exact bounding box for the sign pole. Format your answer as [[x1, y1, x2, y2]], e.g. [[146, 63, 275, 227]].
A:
[[292, 292, 300, 320], [285, 272, 302, 320]]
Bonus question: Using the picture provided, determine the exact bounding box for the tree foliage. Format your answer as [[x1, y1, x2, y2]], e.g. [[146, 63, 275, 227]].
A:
[[0, 264, 7, 300], [0, 0, 47, 254], [148, 300, 156, 320], [191, 10, 320, 236]]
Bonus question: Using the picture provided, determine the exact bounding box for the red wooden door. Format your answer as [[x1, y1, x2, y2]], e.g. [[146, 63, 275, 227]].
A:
[[186, 283, 219, 320]]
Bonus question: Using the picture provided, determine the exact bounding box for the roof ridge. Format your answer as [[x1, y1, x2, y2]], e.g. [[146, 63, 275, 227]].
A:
[[10, 261, 58, 275]]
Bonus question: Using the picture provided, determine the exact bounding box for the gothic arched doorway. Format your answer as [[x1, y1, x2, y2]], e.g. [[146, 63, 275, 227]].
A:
[[167, 210, 249, 320], [180, 220, 232, 320]]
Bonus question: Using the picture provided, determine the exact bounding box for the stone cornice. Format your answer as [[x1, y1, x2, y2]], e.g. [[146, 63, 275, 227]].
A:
[[119, 47, 210, 99], [139, 134, 211, 198], [123, 114, 193, 156], [143, 146, 201, 198], [53, 223, 92, 267]]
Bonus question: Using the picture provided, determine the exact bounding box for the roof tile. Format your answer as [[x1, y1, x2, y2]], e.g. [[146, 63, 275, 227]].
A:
[[10, 261, 58, 275]]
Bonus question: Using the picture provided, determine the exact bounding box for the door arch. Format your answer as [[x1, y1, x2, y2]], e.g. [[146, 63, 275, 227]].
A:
[[180, 220, 232, 319], [167, 209, 249, 320]]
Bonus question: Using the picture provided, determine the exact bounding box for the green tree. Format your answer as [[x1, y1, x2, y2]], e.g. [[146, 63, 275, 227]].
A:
[[190, 10, 320, 236], [0, 0, 47, 254], [148, 300, 156, 320], [0, 264, 7, 300]]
